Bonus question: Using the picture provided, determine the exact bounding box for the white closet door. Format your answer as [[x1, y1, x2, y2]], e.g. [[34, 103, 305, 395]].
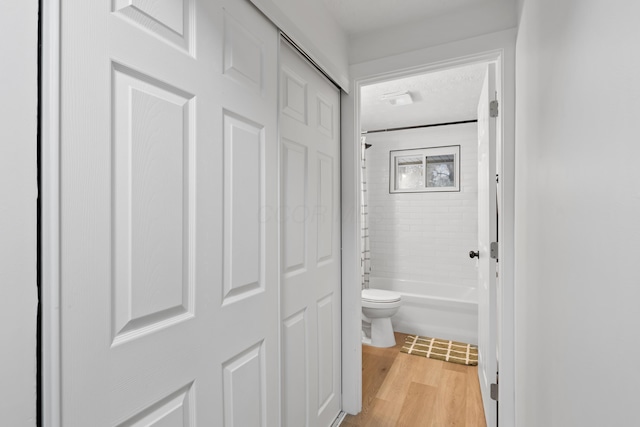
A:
[[279, 39, 342, 427], [58, 0, 279, 425]]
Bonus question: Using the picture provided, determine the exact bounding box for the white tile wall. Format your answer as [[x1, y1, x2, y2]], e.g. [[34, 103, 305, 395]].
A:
[[365, 123, 478, 290]]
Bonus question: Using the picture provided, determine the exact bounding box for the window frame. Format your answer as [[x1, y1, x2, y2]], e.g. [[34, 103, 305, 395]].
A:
[[389, 145, 461, 193]]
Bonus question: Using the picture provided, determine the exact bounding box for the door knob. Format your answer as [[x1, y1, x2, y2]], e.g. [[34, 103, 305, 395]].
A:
[[469, 250, 479, 259]]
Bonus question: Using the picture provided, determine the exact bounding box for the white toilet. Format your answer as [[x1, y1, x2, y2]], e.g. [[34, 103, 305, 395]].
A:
[[361, 289, 402, 347]]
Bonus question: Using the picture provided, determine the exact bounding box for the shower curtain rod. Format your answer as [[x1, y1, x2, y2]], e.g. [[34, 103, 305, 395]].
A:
[[361, 119, 477, 135]]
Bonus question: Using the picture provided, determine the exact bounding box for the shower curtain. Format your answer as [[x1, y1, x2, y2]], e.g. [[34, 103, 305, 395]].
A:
[[361, 136, 371, 289]]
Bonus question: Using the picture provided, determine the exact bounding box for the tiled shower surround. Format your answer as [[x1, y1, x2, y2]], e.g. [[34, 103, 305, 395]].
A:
[[365, 122, 479, 290]]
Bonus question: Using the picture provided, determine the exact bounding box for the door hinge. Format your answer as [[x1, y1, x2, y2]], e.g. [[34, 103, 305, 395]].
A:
[[490, 100, 499, 118], [490, 383, 499, 401], [496, 174, 499, 184], [490, 242, 499, 260]]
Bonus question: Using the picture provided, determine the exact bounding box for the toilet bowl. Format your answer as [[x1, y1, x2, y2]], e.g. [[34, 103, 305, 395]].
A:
[[362, 289, 401, 347]]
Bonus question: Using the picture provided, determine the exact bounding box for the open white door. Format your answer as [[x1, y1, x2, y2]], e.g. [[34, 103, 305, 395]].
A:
[[279, 39, 342, 427], [477, 63, 498, 427], [54, 0, 280, 425]]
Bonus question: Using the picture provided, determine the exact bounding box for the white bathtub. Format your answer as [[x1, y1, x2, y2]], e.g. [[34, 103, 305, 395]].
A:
[[368, 277, 478, 345]]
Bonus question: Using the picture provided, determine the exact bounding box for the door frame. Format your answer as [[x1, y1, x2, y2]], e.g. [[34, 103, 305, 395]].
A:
[[41, 0, 61, 425], [340, 29, 516, 426]]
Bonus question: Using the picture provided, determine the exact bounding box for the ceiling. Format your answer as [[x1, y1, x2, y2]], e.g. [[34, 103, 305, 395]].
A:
[[360, 63, 487, 132], [321, 0, 491, 36]]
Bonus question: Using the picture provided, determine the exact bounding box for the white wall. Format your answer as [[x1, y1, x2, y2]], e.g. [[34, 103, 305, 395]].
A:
[[515, 1, 640, 425], [349, 0, 517, 65], [250, 0, 350, 90], [0, 1, 38, 426], [366, 124, 478, 289]]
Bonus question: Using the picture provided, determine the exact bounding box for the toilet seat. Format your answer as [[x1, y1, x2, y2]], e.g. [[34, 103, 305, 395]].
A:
[[362, 289, 401, 303]]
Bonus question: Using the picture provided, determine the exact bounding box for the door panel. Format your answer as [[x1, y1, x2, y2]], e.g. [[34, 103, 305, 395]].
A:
[[59, 0, 279, 425], [282, 139, 308, 275], [317, 154, 334, 262], [222, 112, 264, 304], [316, 294, 335, 410], [118, 384, 194, 426], [223, 10, 264, 92], [281, 68, 309, 124], [222, 342, 266, 427], [112, 63, 195, 345], [112, 0, 193, 53], [477, 63, 498, 427], [282, 310, 308, 427], [280, 39, 342, 427]]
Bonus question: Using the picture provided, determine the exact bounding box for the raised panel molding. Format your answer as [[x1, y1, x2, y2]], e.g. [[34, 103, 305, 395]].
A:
[[281, 67, 308, 124], [117, 382, 195, 426], [281, 139, 308, 275], [223, 10, 264, 92], [222, 111, 264, 306], [112, 0, 194, 54], [317, 154, 333, 264], [282, 311, 308, 427], [222, 342, 266, 427], [316, 295, 334, 413], [111, 63, 195, 346], [316, 95, 334, 138]]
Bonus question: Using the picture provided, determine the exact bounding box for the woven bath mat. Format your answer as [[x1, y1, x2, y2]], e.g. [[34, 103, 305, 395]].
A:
[[401, 335, 478, 366]]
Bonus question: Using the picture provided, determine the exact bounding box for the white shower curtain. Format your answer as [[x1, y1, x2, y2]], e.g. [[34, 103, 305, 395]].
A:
[[361, 136, 371, 289]]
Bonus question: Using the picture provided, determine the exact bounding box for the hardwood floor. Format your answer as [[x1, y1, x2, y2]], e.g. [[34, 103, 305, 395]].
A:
[[342, 332, 486, 427]]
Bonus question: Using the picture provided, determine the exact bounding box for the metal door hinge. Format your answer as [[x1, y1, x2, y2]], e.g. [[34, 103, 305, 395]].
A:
[[490, 242, 499, 260], [496, 174, 499, 184], [490, 100, 499, 118], [490, 383, 499, 401]]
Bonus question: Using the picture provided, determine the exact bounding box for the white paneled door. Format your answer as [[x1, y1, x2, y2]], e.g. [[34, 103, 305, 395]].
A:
[[279, 39, 342, 427], [58, 0, 279, 425], [477, 63, 498, 427]]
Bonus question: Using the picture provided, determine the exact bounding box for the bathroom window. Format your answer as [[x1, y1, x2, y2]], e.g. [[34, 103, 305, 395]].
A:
[[389, 145, 460, 193]]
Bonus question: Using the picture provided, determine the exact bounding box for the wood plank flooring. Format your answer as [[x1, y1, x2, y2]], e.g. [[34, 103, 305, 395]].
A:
[[342, 332, 486, 427]]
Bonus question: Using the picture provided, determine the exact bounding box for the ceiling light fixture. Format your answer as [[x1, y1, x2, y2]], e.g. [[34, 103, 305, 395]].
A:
[[380, 91, 413, 106]]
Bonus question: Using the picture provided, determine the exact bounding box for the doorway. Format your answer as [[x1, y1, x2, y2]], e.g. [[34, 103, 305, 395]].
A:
[[340, 47, 515, 427], [359, 62, 488, 343]]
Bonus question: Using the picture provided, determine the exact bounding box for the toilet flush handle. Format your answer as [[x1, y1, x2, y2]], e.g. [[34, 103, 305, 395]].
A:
[[469, 250, 480, 259]]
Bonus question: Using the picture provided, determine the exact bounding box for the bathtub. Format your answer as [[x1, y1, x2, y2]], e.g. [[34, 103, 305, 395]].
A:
[[368, 277, 478, 345]]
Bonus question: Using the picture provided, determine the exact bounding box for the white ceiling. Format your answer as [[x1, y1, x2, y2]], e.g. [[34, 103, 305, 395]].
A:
[[321, 0, 490, 36], [360, 63, 487, 132]]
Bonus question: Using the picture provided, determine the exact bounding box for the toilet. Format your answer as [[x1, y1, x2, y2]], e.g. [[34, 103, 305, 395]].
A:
[[361, 289, 402, 347]]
